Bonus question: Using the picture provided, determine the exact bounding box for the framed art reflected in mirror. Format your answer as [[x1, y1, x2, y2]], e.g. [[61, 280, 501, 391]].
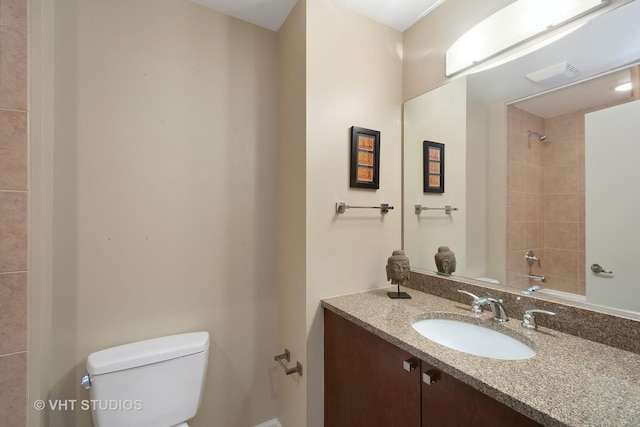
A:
[[424, 141, 444, 193]]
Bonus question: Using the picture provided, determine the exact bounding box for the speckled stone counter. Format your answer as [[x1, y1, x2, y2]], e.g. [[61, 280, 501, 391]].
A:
[[322, 287, 640, 427]]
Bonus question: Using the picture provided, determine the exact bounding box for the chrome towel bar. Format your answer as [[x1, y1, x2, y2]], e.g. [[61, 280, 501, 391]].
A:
[[336, 202, 394, 214], [415, 204, 458, 215]]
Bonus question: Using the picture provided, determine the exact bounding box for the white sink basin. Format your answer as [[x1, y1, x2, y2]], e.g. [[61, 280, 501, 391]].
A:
[[412, 317, 536, 360]]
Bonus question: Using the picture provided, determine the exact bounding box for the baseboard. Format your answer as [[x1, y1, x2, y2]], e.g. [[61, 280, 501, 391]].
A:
[[255, 418, 282, 427]]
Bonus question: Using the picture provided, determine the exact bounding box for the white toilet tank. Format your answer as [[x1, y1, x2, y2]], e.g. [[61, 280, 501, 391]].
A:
[[84, 331, 209, 427]]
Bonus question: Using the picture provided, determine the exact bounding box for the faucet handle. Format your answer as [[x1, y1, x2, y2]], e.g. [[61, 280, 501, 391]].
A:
[[522, 309, 556, 330], [457, 290, 483, 314], [525, 250, 541, 268], [476, 297, 509, 323]]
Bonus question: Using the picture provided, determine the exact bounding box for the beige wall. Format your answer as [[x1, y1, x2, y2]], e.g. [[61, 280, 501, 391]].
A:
[[276, 1, 307, 426], [403, 78, 469, 272], [402, 0, 514, 101], [33, 0, 279, 426], [276, 1, 403, 425], [0, 0, 29, 425], [22, 0, 556, 426], [305, 1, 403, 425]]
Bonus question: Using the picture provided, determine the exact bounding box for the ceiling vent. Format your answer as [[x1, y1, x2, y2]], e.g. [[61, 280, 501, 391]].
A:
[[526, 61, 581, 84]]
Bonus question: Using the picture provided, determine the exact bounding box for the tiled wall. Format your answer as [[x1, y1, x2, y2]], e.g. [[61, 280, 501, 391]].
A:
[[507, 101, 628, 295], [506, 106, 546, 289], [0, 0, 29, 425], [540, 112, 585, 294], [507, 106, 585, 294]]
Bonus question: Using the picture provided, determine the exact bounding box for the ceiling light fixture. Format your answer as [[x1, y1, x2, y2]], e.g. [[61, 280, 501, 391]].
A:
[[614, 82, 632, 92], [445, 0, 609, 76]]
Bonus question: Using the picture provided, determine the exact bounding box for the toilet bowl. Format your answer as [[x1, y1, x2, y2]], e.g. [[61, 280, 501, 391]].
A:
[[82, 331, 209, 427]]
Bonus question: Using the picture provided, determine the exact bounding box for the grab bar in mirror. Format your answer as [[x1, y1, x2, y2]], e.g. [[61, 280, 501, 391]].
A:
[[336, 202, 394, 214], [415, 204, 458, 215]]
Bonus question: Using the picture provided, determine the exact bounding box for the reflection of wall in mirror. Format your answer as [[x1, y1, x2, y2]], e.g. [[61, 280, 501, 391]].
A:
[[403, 77, 491, 279], [506, 96, 632, 295]]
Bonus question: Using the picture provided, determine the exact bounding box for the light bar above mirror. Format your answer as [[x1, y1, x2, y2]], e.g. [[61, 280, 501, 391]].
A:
[[445, 0, 609, 76]]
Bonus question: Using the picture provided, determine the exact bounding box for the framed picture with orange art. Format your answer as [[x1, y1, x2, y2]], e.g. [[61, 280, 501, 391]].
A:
[[350, 126, 380, 189], [423, 141, 444, 193]]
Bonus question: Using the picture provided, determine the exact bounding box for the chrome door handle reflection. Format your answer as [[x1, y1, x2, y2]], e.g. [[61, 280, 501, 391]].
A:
[[591, 264, 613, 274]]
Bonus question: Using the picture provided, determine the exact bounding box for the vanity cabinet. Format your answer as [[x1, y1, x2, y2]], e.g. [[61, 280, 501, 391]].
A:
[[421, 361, 542, 427], [324, 309, 421, 426], [324, 309, 542, 427]]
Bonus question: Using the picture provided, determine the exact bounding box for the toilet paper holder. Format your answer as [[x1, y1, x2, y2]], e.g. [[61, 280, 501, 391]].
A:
[[274, 349, 303, 376]]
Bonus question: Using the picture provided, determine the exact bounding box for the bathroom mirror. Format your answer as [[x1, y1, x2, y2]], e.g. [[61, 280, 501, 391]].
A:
[[403, 0, 640, 314]]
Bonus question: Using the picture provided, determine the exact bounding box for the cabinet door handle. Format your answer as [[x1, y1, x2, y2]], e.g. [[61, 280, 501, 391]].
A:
[[403, 359, 417, 372], [423, 370, 438, 385]]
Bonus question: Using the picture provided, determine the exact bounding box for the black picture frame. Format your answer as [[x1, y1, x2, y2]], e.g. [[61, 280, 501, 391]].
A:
[[350, 126, 380, 189], [423, 141, 444, 193]]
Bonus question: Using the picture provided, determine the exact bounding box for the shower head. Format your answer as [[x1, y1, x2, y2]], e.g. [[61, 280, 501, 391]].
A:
[[527, 130, 547, 142]]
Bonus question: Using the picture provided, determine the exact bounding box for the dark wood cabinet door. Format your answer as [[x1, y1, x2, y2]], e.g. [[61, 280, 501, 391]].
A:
[[421, 361, 542, 427], [324, 309, 421, 427]]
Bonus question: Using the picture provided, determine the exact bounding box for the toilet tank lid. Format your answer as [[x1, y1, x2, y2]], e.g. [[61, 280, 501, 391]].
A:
[[87, 331, 209, 376]]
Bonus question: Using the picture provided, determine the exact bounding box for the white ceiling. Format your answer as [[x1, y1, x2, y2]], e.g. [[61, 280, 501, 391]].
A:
[[513, 68, 634, 118], [190, 0, 444, 32], [189, 0, 640, 118], [333, 0, 445, 32]]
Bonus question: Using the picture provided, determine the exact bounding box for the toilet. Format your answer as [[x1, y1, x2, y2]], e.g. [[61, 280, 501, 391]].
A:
[[81, 331, 209, 427]]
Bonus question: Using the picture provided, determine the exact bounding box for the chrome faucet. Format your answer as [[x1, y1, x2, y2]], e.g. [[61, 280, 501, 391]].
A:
[[476, 297, 509, 323], [521, 309, 556, 330], [457, 290, 483, 314]]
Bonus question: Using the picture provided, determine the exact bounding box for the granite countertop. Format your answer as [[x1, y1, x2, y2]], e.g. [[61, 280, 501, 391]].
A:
[[321, 287, 640, 427]]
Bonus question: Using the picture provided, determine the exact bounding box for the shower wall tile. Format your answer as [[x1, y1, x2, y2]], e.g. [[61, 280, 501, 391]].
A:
[[508, 250, 527, 280], [507, 130, 526, 163], [545, 113, 577, 139], [525, 193, 542, 222], [524, 221, 543, 250], [544, 194, 578, 222], [577, 161, 585, 193], [578, 252, 585, 282], [0, 272, 27, 354], [0, 25, 28, 111], [577, 222, 585, 251], [524, 137, 541, 166], [543, 165, 578, 194], [509, 221, 525, 252], [507, 160, 525, 192], [507, 101, 626, 294], [0, 0, 28, 422], [577, 194, 585, 222], [0, 352, 27, 426], [0, 110, 28, 190], [544, 222, 578, 251], [508, 191, 526, 222], [524, 164, 540, 192], [542, 135, 577, 167], [0, 189, 27, 272], [0, 0, 28, 30], [525, 113, 544, 135], [545, 248, 579, 277]]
